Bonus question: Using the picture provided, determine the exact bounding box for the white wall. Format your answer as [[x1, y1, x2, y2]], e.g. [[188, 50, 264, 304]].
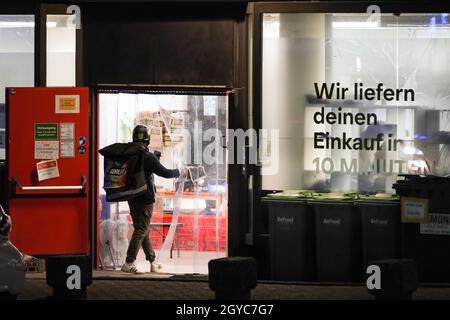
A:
[[46, 15, 76, 87]]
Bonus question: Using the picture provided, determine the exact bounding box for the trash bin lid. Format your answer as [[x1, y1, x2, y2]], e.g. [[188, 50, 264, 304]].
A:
[[310, 192, 355, 201], [265, 190, 314, 199], [355, 193, 400, 202]]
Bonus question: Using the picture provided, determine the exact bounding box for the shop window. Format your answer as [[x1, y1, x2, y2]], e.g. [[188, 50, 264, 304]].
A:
[[262, 13, 450, 193], [46, 14, 76, 87], [0, 15, 35, 160]]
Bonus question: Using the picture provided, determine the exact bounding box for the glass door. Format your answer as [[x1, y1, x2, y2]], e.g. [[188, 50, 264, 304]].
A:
[[97, 88, 229, 274]]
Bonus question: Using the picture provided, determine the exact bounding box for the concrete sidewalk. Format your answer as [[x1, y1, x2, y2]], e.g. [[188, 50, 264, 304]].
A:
[[18, 274, 450, 300]]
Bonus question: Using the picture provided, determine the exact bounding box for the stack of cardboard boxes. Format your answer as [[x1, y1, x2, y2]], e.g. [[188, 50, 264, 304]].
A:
[[134, 110, 184, 149]]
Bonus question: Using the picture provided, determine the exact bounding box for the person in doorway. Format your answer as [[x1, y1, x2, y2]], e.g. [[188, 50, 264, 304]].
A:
[[121, 125, 186, 273]]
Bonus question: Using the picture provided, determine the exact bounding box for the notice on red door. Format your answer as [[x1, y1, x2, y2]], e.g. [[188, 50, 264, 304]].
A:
[[55, 95, 80, 114], [36, 160, 60, 181], [34, 140, 59, 159]]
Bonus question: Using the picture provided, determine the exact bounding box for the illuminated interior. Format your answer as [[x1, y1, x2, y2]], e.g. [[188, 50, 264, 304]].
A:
[[98, 91, 228, 274]]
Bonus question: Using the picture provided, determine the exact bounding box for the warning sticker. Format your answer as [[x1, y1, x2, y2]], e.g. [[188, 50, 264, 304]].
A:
[[36, 159, 60, 181], [60, 139, 74, 158], [55, 95, 80, 114], [420, 214, 450, 235], [60, 123, 74, 140], [34, 140, 59, 159]]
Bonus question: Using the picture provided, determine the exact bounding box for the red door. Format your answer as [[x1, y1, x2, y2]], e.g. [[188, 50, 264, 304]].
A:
[[7, 87, 90, 256]]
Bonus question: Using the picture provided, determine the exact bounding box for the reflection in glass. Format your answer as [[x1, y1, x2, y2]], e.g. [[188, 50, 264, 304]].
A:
[[262, 13, 450, 192]]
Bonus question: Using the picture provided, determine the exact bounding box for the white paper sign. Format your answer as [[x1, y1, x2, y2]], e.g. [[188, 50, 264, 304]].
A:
[[60, 139, 74, 158], [149, 127, 163, 149], [34, 141, 59, 159], [36, 160, 60, 181], [420, 214, 450, 235], [404, 201, 426, 219], [203, 96, 217, 116], [60, 123, 75, 140]]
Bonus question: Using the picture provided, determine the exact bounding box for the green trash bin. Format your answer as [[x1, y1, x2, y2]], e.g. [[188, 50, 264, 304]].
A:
[[264, 190, 315, 281], [355, 194, 401, 276], [309, 193, 361, 283]]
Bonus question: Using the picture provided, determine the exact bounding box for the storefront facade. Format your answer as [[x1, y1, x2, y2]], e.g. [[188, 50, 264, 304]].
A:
[[2, 1, 450, 281]]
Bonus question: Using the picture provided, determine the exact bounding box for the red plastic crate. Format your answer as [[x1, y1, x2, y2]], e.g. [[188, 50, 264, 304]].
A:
[[178, 214, 195, 225], [199, 225, 227, 241], [177, 233, 195, 241], [150, 238, 163, 249], [199, 240, 226, 252], [176, 239, 197, 250], [151, 213, 164, 223], [177, 224, 195, 235], [198, 216, 227, 227]]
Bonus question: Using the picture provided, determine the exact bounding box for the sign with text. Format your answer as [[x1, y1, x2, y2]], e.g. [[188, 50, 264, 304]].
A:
[[55, 95, 80, 114], [420, 214, 450, 235], [306, 81, 433, 178], [35, 123, 58, 140], [36, 159, 60, 181], [401, 197, 428, 223], [60, 122, 74, 140], [60, 140, 74, 158], [34, 140, 59, 159]]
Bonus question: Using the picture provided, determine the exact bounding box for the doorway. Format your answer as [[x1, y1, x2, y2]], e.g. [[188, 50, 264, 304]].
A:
[[96, 87, 229, 274]]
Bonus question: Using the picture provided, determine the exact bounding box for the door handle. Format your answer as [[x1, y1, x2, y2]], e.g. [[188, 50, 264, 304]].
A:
[[10, 176, 87, 198]]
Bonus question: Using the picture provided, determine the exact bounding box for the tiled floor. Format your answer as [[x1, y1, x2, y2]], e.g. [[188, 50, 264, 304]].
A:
[[136, 249, 226, 274], [101, 249, 226, 274]]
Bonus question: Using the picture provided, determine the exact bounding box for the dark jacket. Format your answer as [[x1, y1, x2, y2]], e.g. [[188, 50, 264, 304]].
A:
[[131, 142, 180, 204]]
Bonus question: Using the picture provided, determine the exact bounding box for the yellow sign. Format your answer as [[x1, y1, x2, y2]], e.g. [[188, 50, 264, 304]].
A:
[[55, 95, 80, 114], [59, 98, 76, 111], [401, 197, 428, 223]]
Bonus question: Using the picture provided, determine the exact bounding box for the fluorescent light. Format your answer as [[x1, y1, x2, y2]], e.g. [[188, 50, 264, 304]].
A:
[[263, 21, 280, 38], [403, 146, 424, 155], [332, 21, 380, 29], [0, 21, 34, 28], [0, 21, 61, 28], [0, 21, 67, 28], [263, 14, 280, 38]]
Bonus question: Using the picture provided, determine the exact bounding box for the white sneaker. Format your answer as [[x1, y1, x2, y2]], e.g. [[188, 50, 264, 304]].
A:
[[121, 262, 138, 273], [150, 262, 163, 273]]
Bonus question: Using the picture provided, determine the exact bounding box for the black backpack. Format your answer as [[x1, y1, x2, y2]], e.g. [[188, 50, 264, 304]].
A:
[[99, 142, 148, 202]]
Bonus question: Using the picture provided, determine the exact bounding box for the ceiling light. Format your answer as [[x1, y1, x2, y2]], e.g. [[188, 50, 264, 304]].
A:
[[0, 21, 58, 28], [332, 21, 380, 29]]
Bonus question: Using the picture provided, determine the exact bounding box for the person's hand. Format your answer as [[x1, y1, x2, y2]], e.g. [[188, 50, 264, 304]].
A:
[[179, 166, 189, 178], [0, 215, 11, 236], [23, 255, 36, 266]]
